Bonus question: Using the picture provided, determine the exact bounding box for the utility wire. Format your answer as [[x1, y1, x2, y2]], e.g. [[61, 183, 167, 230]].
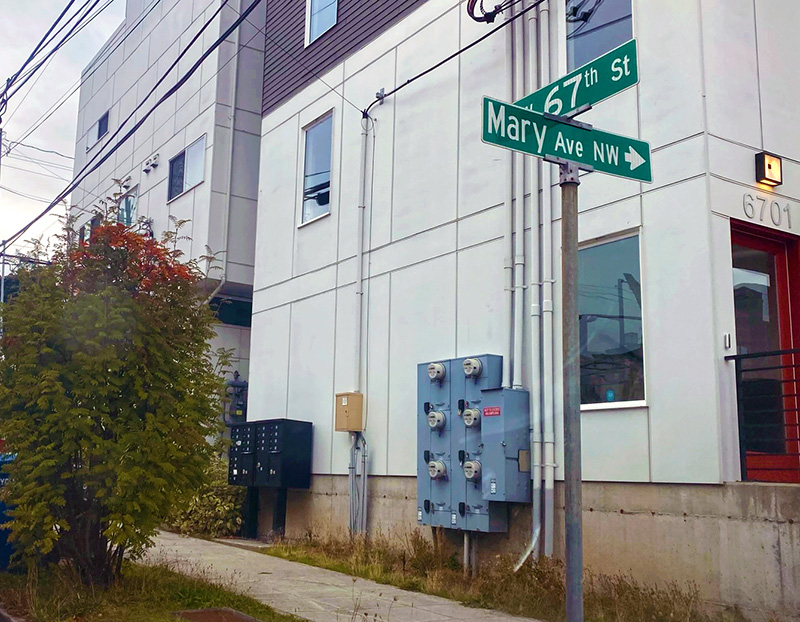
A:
[[228, 2, 362, 115], [5, 0, 109, 101], [1, 163, 66, 180], [2, 0, 265, 253], [10, 0, 163, 153], [0, 186, 64, 204], [5, 141, 73, 160], [365, 0, 544, 115], [5, 54, 57, 125], [1, 0, 78, 107]]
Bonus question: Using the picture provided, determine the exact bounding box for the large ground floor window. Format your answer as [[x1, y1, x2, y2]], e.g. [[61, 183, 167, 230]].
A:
[[578, 234, 644, 405]]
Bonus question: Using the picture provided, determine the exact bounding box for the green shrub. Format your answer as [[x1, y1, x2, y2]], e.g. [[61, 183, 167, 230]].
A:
[[166, 456, 244, 538]]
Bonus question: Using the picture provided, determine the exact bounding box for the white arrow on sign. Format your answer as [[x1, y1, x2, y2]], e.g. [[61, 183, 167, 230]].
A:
[[625, 146, 645, 171]]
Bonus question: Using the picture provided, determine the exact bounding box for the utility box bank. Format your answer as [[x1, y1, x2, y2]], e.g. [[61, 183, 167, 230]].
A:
[[417, 355, 530, 532]]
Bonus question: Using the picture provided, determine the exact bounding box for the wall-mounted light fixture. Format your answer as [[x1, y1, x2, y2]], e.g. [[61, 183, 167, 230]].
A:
[[755, 152, 782, 187]]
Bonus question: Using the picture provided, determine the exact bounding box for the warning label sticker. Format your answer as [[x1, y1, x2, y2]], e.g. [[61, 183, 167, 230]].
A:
[[483, 406, 502, 417]]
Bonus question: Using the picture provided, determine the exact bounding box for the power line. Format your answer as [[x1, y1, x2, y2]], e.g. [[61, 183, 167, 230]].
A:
[[5, 0, 112, 102], [6, 141, 73, 160], [0, 185, 63, 204], [10, 0, 163, 152], [0, 163, 67, 180], [2, 0, 265, 254], [0, 0, 79, 107], [365, 0, 544, 115]]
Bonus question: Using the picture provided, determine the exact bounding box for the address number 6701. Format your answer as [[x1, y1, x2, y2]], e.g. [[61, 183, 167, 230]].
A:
[[743, 192, 794, 230]]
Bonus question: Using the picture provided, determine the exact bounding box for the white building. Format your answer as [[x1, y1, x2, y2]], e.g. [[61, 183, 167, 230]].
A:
[[71, 0, 265, 381], [251, 0, 800, 618]]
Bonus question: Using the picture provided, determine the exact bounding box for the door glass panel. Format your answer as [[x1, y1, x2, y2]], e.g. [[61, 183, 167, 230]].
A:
[[732, 244, 781, 355], [732, 242, 785, 455]]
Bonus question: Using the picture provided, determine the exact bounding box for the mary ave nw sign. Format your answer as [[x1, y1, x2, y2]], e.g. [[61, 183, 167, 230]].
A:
[[515, 39, 638, 115], [482, 96, 652, 183]]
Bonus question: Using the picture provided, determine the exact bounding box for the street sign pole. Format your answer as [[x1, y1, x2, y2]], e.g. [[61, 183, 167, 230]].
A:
[[559, 162, 583, 622]]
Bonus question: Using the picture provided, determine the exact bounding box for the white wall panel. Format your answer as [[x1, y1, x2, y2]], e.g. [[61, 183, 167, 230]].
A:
[[248, 305, 291, 422], [756, 0, 800, 161], [363, 274, 391, 476], [456, 240, 505, 357], [635, 0, 704, 149], [582, 409, 650, 482], [700, 0, 761, 148], [332, 285, 359, 475], [287, 292, 337, 474], [391, 8, 459, 241], [340, 51, 397, 259], [642, 177, 721, 483], [457, 8, 507, 218], [387, 255, 457, 475], [255, 117, 299, 289]]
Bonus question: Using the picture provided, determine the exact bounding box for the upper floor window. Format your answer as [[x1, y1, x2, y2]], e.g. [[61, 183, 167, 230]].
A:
[[301, 114, 333, 224], [117, 188, 138, 226], [579, 234, 644, 405], [307, 0, 337, 44], [168, 136, 206, 202], [566, 0, 632, 71], [87, 111, 109, 150]]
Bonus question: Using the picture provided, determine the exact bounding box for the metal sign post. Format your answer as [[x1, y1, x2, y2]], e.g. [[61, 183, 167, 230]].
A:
[[559, 162, 583, 622], [481, 38, 652, 622]]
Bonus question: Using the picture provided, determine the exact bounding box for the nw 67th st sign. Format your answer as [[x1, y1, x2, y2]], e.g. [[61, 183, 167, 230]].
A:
[[481, 96, 652, 183]]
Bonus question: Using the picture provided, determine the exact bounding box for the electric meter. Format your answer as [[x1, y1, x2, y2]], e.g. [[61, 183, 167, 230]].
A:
[[427, 362, 446, 381], [463, 460, 482, 481], [462, 408, 480, 428], [428, 460, 447, 480], [427, 410, 446, 430], [462, 358, 483, 378]]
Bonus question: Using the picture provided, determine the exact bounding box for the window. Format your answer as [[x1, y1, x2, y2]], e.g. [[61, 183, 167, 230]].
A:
[[87, 111, 110, 149], [578, 235, 644, 405], [117, 188, 138, 226], [301, 114, 333, 223], [168, 136, 206, 201], [97, 111, 109, 140], [307, 0, 337, 43], [566, 0, 632, 71]]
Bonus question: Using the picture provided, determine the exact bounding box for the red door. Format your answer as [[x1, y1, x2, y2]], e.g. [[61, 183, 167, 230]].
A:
[[732, 226, 800, 482]]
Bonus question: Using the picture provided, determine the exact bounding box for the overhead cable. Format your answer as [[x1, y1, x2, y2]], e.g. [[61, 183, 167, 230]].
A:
[[1, 0, 265, 252], [365, 0, 545, 115]]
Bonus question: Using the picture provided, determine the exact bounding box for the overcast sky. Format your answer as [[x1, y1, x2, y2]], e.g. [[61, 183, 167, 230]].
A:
[[0, 0, 126, 259]]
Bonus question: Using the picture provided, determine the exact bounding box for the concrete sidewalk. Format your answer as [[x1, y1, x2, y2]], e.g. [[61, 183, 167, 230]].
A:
[[149, 531, 541, 622]]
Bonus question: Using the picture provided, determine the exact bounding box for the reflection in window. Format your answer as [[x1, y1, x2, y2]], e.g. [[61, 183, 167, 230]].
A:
[[168, 136, 206, 201], [301, 114, 332, 223], [309, 0, 337, 43], [579, 235, 644, 404], [117, 188, 138, 226], [566, 0, 632, 71]]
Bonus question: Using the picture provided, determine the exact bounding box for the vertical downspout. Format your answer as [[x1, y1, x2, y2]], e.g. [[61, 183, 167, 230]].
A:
[[350, 112, 371, 534], [512, 2, 526, 391], [502, 8, 515, 389], [539, 0, 556, 557], [206, 0, 241, 303]]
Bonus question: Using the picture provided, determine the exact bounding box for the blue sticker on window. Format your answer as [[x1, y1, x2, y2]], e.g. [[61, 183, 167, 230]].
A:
[[605, 389, 616, 402]]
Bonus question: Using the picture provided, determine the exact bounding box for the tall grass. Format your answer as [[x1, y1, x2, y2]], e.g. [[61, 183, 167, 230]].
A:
[[267, 530, 755, 622], [0, 562, 301, 622]]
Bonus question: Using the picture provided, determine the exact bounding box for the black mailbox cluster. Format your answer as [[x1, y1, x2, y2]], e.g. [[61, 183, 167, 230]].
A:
[[228, 419, 312, 489]]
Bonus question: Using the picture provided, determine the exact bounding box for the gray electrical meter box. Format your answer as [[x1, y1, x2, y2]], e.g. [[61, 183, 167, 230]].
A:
[[417, 360, 453, 528], [417, 355, 530, 533]]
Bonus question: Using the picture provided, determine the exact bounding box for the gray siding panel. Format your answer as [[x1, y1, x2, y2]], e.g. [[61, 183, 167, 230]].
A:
[[262, 0, 429, 116]]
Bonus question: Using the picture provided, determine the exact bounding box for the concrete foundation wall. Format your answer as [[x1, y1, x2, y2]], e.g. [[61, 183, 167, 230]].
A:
[[259, 476, 800, 621]]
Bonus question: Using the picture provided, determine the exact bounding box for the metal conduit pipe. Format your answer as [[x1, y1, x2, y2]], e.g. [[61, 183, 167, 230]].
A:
[[539, 0, 556, 557], [514, 0, 543, 570], [502, 7, 515, 390], [512, 1, 526, 391], [205, 0, 242, 304], [349, 112, 372, 535]]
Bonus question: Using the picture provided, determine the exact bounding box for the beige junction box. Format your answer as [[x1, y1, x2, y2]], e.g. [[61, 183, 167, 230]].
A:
[[335, 392, 363, 432]]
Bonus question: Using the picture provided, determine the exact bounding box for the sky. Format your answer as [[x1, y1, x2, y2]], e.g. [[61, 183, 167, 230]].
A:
[[0, 0, 126, 261]]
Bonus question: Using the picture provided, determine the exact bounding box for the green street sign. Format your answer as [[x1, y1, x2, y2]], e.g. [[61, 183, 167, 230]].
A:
[[515, 39, 638, 115], [482, 96, 652, 183]]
